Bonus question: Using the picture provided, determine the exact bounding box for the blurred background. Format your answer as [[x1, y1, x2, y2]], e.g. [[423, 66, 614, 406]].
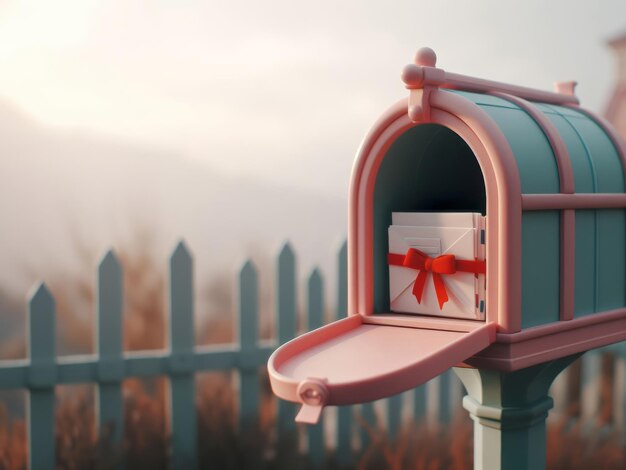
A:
[[1, 1, 626, 468]]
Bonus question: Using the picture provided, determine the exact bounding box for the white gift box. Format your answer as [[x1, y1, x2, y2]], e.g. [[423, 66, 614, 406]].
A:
[[388, 212, 486, 320]]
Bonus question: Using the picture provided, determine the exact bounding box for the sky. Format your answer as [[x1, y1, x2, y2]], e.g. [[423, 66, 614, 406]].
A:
[[0, 0, 625, 198]]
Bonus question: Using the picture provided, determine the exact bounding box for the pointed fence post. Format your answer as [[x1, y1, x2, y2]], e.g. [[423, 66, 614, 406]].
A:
[[28, 283, 57, 470], [306, 269, 325, 467], [238, 260, 260, 433], [438, 369, 452, 425], [413, 383, 427, 424], [387, 393, 403, 442], [277, 243, 297, 436], [96, 251, 124, 454], [334, 241, 353, 465], [168, 241, 197, 469], [454, 354, 580, 470], [581, 350, 601, 432]]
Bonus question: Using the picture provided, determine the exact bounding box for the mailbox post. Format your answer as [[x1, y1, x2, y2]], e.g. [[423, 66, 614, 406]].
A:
[[268, 48, 626, 469], [454, 355, 580, 470]]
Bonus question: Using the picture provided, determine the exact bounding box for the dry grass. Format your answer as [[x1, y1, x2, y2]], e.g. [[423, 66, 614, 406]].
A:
[[0, 353, 625, 469], [0, 241, 625, 468]]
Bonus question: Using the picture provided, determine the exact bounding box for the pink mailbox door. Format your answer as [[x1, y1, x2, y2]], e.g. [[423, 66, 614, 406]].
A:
[[268, 313, 496, 424]]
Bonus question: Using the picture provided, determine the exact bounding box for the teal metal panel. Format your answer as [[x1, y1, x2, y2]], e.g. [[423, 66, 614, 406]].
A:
[[547, 105, 624, 193], [521, 212, 560, 328], [96, 251, 124, 446], [168, 241, 197, 469], [596, 209, 626, 312], [537, 108, 595, 193], [538, 105, 626, 317], [238, 260, 260, 432], [570, 117, 623, 192], [452, 90, 519, 109], [454, 90, 559, 194], [574, 211, 596, 317], [534, 102, 580, 118]]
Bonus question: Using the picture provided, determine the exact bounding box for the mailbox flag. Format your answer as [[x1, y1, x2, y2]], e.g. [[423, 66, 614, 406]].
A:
[[268, 315, 496, 424]]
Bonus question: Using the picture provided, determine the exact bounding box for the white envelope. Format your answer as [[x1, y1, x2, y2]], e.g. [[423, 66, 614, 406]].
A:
[[388, 212, 486, 320]]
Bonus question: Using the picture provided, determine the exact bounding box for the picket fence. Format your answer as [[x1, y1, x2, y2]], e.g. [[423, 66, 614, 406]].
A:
[[1, 240, 625, 469]]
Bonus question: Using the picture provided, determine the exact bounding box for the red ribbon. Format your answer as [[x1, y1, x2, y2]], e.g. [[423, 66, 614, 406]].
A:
[[388, 248, 486, 310]]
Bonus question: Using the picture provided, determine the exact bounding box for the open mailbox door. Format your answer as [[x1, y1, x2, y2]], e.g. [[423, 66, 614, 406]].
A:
[[268, 315, 496, 424]]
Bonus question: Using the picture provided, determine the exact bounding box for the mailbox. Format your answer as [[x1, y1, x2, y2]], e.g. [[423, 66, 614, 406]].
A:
[[268, 48, 626, 424]]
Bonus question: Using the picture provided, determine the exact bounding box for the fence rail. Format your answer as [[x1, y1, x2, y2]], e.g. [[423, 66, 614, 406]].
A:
[[1, 239, 625, 468]]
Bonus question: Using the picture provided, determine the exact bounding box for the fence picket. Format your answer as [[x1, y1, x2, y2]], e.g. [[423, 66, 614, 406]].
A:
[[387, 394, 403, 441], [413, 383, 426, 423], [306, 269, 325, 466], [96, 250, 124, 449], [238, 260, 259, 432], [438, 370, 451, 424], [334, 241, 353, 464], [168, 241, 197, 469], [277, 243, 297, 435], [28, 283, 56, 470]]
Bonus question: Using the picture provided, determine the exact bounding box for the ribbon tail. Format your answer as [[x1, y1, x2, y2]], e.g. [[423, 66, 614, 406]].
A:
[[432, 273, 449, 310], [412, 270, 428, 303]]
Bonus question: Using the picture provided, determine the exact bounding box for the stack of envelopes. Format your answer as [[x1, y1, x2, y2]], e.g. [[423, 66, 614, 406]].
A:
[[388, 212, 486, 320]]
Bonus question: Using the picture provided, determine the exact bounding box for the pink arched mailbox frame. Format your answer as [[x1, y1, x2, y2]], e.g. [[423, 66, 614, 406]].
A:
[[348, 90, 523, 333]]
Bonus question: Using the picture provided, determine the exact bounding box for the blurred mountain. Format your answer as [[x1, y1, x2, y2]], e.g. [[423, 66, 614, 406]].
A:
[[0, 97, 348, 318]]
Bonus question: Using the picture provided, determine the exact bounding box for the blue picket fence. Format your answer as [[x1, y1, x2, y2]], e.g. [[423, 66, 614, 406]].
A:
[[0, 239, 624, 468]]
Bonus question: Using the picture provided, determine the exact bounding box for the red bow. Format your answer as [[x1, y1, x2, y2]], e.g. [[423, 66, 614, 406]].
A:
[[388, 248, 486, 310]]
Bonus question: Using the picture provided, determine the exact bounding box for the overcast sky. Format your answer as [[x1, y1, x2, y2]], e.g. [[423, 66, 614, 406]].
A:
[[0, 0, 625, 198]]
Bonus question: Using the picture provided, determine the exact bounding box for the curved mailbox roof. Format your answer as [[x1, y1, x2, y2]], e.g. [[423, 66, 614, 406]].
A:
[[455, 91, 624, 195]]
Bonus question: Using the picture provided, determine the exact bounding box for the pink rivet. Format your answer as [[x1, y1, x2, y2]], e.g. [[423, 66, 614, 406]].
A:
[[415, 47, 437, 67], [297, 379, 328, 406]]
